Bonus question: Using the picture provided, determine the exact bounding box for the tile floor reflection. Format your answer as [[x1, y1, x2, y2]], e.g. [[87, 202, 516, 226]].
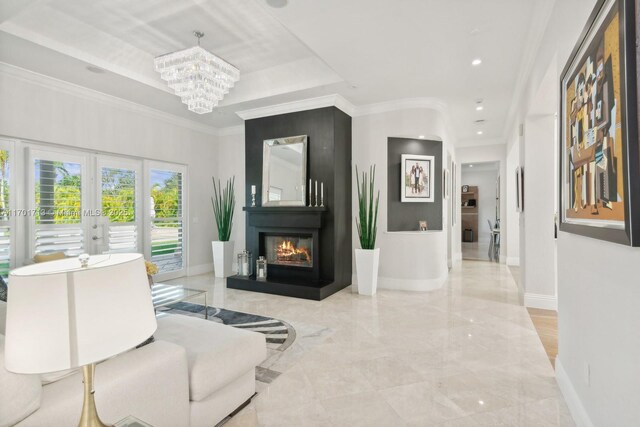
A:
[[166, 261, 573, 426]]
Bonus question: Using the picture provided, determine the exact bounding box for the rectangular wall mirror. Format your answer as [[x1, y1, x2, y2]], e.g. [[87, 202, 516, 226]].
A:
[[262, 135, 308, 206]]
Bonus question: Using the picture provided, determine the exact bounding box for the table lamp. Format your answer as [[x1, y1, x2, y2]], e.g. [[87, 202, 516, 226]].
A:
[[4, 253, 157, 427]]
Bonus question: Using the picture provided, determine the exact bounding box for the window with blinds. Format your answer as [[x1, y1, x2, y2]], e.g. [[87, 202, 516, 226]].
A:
[[33, 159, 84, 255], [101, 166, 137, 252], [0, 149, 10, 277], [150, 168, 184, 274]]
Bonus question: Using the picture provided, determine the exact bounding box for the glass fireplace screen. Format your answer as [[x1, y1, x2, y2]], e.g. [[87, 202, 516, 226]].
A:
[[264, 235, 313, 268]]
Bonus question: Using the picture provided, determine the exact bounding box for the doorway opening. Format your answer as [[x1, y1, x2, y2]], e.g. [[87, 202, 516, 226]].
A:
[[460, 161, 500, 261]]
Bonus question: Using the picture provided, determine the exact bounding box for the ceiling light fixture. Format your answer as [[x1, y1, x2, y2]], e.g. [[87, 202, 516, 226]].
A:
[[469, 164, 474, 168], [472, 58, 482, 66], [418, 135, 425, 139], [86, 65, 106, 74], [477, 130, 483, 135], [476, 105, 484, 111], [154, 31, 240, 114]]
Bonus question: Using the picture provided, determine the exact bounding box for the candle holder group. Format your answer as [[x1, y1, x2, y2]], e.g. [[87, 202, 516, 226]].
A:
[[308, 179, 324, 208], [236, 250, 269, 281], [250, 185, 256, 207], [237, 250, 253, 276]]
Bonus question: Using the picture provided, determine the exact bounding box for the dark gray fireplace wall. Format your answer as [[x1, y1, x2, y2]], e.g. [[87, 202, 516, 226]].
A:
[[244, 107, 352, 289], [387, 137, 443, 231]]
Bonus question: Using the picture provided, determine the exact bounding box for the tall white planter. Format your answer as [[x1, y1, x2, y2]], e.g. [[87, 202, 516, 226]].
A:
[[355, 248, 380, 296], [212, 241, 234, 278]]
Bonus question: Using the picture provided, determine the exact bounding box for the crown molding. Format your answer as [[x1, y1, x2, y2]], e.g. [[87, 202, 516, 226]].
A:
[[500, 0, 556, 141], [236, 94, 355, 120], [216, 125, 244, 137], [351, 97, 447, 117], [0, 62, 221, 137]]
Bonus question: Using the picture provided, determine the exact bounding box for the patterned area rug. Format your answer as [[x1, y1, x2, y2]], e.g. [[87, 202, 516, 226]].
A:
[[157, 302, 296, 352], [157, 302, 332, 387]]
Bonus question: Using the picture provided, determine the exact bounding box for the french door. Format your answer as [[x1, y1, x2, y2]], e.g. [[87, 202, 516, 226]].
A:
[[144, 161, 186, 280], [95, 156, 142, 254], [26, 146, 186, 280]]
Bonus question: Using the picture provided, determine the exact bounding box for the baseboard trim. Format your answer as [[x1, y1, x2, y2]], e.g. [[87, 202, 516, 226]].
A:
[[555, 358, 594, 427], [506, 256, 520, 266], [187, 263, 213, 276], [524, 292, 557, 310], [350, 272, 448, 293], [377, 273, 448, 292]]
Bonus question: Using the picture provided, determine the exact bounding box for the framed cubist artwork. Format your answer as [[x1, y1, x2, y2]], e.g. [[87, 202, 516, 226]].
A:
[[401, 154, 435, 202], [559, 0, 639, 245]]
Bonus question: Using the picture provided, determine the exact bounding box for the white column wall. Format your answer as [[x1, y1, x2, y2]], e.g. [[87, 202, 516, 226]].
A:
[[352, 108, 456, 291], [505, 133, 520, 267], [522, 115, 557, 309]]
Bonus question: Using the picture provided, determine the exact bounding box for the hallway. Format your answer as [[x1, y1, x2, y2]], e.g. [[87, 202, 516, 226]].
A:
[[169, 261, 573, 426]]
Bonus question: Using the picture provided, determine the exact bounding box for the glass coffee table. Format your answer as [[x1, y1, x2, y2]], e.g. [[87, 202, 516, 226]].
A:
[[151, 283, 208, 319], [115, 415, 153, 427]]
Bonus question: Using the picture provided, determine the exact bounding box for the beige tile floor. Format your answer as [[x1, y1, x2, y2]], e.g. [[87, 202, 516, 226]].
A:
[[462, 241, 496, 261], [166, 261, 573, 427]]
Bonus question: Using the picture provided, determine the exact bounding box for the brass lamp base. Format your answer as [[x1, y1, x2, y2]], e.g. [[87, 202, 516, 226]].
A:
[[79, 364, 112, 427]]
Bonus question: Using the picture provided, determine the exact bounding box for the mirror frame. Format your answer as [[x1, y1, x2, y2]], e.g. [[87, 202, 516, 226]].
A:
[[262, 135, 308, 206]]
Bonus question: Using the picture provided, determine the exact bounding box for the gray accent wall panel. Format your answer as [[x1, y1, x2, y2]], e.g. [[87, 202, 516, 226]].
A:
[[387, 137, 443, 231]]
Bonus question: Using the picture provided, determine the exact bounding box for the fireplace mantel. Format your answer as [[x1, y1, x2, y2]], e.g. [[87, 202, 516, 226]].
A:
[[243, 206, 327, 213]]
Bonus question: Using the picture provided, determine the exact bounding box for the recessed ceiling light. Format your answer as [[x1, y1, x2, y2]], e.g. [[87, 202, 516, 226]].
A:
[[266, 0, 288, 7], [418, 135, 425, 139], [469, 165, 474, 168], [477, 130, 483, 135], [86, 65, 106, 74], [472, 59, 482, 66], [476, 105, 484, 111]]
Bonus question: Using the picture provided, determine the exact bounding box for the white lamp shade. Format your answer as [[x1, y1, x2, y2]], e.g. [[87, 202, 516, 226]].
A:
[[5, 254, 157, 374]]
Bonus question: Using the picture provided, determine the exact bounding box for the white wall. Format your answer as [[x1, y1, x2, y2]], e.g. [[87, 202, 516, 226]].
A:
[[352, 108, 457, 290], [522, 114, 557, 310], [505, 132, 521, 267], [216, 131, 246, 262], [460, 168, 498, 242], [556, 234, 640, 426], [504, 0, 640, 423], [0, 66, 219, 274]]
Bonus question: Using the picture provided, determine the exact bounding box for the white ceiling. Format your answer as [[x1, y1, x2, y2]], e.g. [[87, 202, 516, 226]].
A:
[[0, 0, 554, 143], [461, 161, 499, 172]]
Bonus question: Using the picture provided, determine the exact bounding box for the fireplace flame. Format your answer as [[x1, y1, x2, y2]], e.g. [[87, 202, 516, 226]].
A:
[[276, 239, 311, 263]]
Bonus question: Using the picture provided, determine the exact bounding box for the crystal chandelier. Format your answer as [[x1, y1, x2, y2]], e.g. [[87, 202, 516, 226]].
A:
[[154, 31, 240, 114]]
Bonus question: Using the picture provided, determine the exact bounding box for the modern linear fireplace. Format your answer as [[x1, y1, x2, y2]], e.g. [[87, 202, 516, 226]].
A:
[[258, 226, 320, 283], [264, 235, 313, 268]]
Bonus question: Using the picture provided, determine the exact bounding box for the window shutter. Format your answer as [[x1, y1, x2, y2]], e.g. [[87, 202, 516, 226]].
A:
[[150, 169, 184, 274], [33, 159, 84, 256], [101, 166, 138, 253]]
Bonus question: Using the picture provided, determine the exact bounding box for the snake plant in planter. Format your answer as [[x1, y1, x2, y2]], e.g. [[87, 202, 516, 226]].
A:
[[355, 165, 380, 295], [211, 177, 236, 278]]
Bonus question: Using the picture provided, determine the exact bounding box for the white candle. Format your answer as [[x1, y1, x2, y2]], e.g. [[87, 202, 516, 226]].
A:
[[251, 185, 256, 195], [242, 261, 249, 276], [258, 268, 265, 278], [315, 180, 318, 197], [321, 182, 323, 199]]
